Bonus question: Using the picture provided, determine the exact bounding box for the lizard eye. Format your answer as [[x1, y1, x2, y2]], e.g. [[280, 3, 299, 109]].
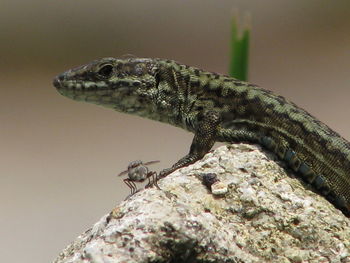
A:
[[97, 64, 113, 79]]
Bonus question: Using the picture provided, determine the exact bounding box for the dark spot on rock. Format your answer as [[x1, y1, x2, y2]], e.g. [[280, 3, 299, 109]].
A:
[[291, 217, 300, 225], [204, 208, 211, 213], [202, 173, 219, 189]]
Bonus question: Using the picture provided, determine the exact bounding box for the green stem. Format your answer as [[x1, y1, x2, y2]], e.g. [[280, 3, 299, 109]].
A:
[[229, 12, 251, 81]]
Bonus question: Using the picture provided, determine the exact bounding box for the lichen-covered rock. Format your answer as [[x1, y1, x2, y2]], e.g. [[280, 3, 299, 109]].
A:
[[54, 144, 350, 263]]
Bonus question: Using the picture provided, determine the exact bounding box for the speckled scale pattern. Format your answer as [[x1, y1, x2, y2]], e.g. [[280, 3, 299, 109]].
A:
[[53, 57, 350, 217]]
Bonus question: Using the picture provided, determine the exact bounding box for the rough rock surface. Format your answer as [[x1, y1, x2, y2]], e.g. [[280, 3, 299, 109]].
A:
[[54, 144, 350, 263]]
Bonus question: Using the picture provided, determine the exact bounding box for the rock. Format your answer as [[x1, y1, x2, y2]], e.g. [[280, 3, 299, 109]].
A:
[[211, 181, 229, 196], [53, 144, 350, 263]]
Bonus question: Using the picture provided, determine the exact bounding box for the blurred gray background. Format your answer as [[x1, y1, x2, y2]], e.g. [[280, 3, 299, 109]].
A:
[[1, 0, 350, 262]]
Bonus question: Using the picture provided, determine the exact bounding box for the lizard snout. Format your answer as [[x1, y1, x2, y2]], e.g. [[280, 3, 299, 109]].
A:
[[53, 74, 65, 89]]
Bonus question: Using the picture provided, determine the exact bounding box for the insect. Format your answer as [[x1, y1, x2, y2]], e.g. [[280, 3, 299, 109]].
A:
[[117, 160, 160, 196]]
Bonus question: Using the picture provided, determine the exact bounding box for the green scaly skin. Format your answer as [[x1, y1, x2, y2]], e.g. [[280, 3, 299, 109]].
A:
[[53, 57, 350, 217]]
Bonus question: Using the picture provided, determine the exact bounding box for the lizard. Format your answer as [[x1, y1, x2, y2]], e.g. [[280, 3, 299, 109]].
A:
[[53, 57, 350, 217]]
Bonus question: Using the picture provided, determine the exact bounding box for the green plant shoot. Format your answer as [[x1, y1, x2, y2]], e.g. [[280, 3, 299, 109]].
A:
[[229, 12, 251, 81]]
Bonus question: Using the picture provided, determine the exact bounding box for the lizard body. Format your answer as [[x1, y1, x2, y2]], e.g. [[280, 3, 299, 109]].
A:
[[53, 57, 350, 217]]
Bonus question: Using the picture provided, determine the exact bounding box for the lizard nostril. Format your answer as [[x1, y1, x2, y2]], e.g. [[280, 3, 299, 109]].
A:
[[58, 73, 65, 81], [53, 74, 66, 88], [53, 76, 62, 88]]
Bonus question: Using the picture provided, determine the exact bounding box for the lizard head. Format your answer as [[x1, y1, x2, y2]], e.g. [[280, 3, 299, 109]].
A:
[[53, 57, 161, 115]]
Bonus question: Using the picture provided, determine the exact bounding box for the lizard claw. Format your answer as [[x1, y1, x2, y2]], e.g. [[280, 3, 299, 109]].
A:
[[157, 168, 173, 180]]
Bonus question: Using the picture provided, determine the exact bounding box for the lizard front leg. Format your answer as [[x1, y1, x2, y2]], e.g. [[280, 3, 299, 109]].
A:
[[157, 110, 221, 180]]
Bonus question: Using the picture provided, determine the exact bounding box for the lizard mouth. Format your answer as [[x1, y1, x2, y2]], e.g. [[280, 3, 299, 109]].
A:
[[53, 75, 106, 91], [53, 74, 132, 108], [53, 72, 139, 107], [53, 75, 111, 104]]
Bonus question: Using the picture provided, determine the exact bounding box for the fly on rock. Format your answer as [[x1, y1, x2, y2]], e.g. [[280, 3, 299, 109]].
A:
[[118, 160, 160, 196]]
